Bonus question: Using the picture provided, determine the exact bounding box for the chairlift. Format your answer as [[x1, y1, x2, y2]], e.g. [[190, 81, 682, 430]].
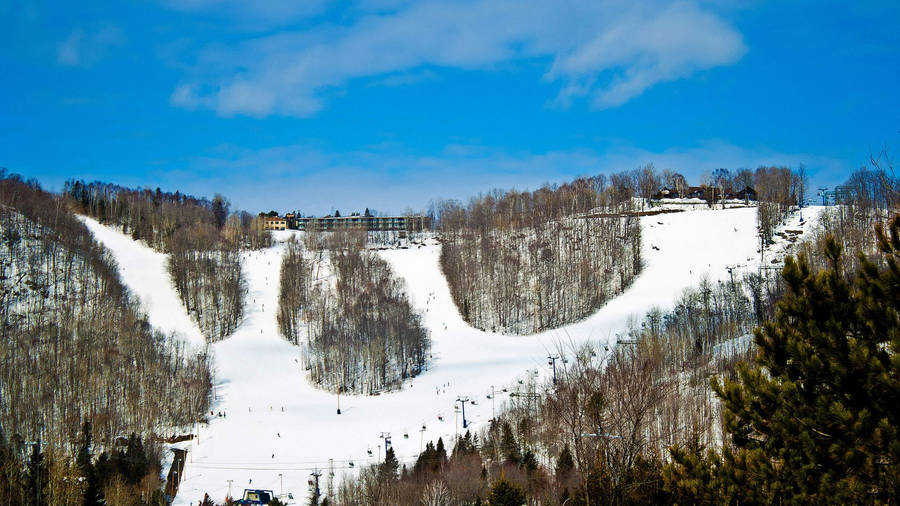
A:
[[421, 424, 426, 431], [367, 447, 373, 457], [348, 460, 354, 468], [438, 414, 444, 421], [403, 432, 409, 439]]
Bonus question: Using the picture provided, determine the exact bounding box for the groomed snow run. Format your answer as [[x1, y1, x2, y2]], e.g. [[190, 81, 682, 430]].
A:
[[83, 206, 821, 504], [80, 216, 206, 349]]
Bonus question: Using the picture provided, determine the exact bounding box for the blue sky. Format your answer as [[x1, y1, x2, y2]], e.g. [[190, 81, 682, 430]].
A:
[[1, 0, 898, 215]]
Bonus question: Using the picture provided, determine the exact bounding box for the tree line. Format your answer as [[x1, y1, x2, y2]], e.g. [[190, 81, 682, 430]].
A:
[[64, 180, 272, 341], [433, 176, 642, 335], [278, 230, 431, 394], [0, 171, 211, 504]]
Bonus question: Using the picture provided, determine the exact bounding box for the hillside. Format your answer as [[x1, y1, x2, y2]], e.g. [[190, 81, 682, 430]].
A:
[[278, 232, 430, 395], [67, 181, 271, 342], [435, 177, 642, 335], [0, 174, 210, 502], [72, 204, 816, 504]]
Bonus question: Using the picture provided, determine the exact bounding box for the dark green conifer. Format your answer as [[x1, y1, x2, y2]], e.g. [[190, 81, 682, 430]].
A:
[[378, 447, 399, 483], [555, 443, 574, 480], [487, 476, 525, 506], [500, 422, 521, 465], [670, 217, 900, 503]]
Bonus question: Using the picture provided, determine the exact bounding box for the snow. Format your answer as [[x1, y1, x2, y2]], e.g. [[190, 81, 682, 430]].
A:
[[79, 216, 206, 350], [81, 206, 823, 504], [711, 334, 754, 357]]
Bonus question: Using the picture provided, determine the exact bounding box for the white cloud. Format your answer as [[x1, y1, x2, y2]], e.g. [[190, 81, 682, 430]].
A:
[[547, 2, 746, 107], [170, 0, 746, 117], [57, 24, 124, 68]]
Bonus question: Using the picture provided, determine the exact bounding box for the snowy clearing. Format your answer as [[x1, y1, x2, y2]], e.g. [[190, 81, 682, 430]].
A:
[[83, 206, 821, 504]]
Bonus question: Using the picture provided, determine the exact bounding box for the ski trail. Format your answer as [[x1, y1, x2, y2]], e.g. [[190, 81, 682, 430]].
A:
[[83, 207, 821, 504], [79, 216, 205, 349]]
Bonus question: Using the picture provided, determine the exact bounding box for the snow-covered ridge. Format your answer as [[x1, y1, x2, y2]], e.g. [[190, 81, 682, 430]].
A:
[[82, 206, 822, 504]]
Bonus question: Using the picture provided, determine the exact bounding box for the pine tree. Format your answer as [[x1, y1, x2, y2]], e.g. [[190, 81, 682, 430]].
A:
[[77, 421, 103, 505], [122, 433, 148, 484], [378, 447, 399, 483], [76, 421, 92, 471], [500, 422, 521, 465], [452, 430, 477, 461], [555, 444, 574, 481], [704, 218, 900, 502], [435, 438, 448, 470], [24, 443, 48, 506], [487, 476, 525, 506]]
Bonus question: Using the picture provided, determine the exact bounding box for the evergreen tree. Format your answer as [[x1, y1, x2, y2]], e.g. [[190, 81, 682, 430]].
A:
[[671, 217, 900, 502], [555, 444, 574, 481], [487, 476, 525, 506], [435, 438, 448, 470], [520, 450, 538, 473], [211, 194, 230, 230], [24, 443, 48, 506], [122, 433, 148, 484], [76, 421, 92, 471], [77, 421, 103, 506], [378, 447, 399, 483], [413, 441, 437, 477], [500, 422, 521, 465], [452, 431, 477, 460]]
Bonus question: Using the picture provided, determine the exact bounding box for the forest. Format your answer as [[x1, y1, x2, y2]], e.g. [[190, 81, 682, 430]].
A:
[[64, 180, 272, 341], [278, 230, 430, 394], [0, 171, 211, 503], [435, 175, 642, 334], [433, 164, 806, 335], [331, 163, 898, 505]]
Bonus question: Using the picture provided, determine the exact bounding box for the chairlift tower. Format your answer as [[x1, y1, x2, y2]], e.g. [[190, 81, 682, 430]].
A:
[[547, 354, 562, 385], [456, 396, 471, 430], [378, 432, 391, 461], [309, 469, 321, 505]]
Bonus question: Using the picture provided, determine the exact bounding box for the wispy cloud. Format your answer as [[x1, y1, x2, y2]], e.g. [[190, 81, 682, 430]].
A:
[[157, 0, 328, 26], [57, 24, 124, 68], [169, 0, 746, 117], [368, 69, 438, 88]]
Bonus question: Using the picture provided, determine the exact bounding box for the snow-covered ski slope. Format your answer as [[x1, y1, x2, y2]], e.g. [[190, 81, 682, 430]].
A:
[[80, 216, 206, 349], [82, 206, 820, 504]]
